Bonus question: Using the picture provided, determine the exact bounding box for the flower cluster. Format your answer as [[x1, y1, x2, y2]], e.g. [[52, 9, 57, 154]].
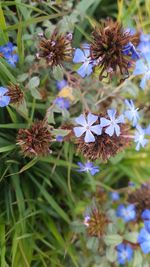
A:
[[0, 42, 18, 67]]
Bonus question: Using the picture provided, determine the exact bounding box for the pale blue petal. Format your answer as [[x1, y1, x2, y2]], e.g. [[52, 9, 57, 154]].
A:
[[133, 60, 147, 75], [140, 74, 147, 89], [83, 48, 90, 58], [100, 118, 110, 127], [73, 126, 85, 137], [87, 113, 98, 126], [84, 130, 95, 143], [77, 62, 93, 78], [0, 87, 8, 95], [105, 125, 114, 136], [1, 96, 10, 106], [75, 114, 87, 126], [107, 109, 116, 119], [90, 125, 102, 135], [140, 241, 150, 254], [145, 52, 150, 69], [73, 48, 85, 63], [114, 124, 121, 136], [116, 114, 125, 124]]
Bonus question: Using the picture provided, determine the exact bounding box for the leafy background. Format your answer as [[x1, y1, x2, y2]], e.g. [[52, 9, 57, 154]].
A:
[[0, 0, 150, 266]]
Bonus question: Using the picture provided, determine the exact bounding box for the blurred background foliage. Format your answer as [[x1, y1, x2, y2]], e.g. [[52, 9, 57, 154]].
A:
[[0, 0, 150, 266]]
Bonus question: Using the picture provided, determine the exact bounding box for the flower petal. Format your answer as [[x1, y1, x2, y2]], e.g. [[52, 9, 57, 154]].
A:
[[73, 126, 85, 137], [73, 48, 85, 63], [105, 125, 114, 136], [100, 118, 110, 127], [84, 130, 95, 143], [75, 114, 87, 126], [87, 113, 98, 126], [90, 124, 102, 135]]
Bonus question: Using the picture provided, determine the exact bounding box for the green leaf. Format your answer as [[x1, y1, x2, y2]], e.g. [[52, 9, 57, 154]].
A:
[[86, 237, 99, 252], [124, 232, 138, 244], [133, 250, 143, 267], [106, 246, 117, 263], [28, 76, 40, 89], [30, 87, 42, 100], [104, 234, 123, 246], [19, 158, 39, 173], [0, 144, 16, 153], [0, 4, 8, 44], [53, 65, 64, 81], [0, 224, 6, 267]]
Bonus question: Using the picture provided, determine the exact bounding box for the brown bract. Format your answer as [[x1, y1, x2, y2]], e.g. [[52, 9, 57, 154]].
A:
[[90, 19, 139, 80], [6, 83, 24, 104], [76, 124, 130, 161], [17, 120, 52, 157], [38, 31, 73, 67]]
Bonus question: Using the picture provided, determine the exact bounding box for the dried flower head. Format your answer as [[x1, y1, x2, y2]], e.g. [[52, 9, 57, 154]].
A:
[[37, 31, 72, 66], [6, 83, 24, 104], [90, 19, 139, 80], [75, 123, 130, 161], [128, 183, 150, 219], [17, 120, 52, 157], [86, 209, 109, 237]]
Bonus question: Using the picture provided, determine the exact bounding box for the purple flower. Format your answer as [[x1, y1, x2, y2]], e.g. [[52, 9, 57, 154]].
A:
[[56, 79, 68, 91], [124, 99, 139, 126], [110, 192, 120, 201], [122, 42, 139, 60], [116, 204, 136, 222], [138, 227, 150, 254], [133, 53, 150, 89], [0, 87, 10, 107], [137, 34, 150, 55], [77, 161, 100, 175], [5, 53, 19, 67], [134, 125, 148, 151], [117, 243, 133, 265], [73, 113, 102, 143], [73, 45, 94, 78], [100, 109, 124, 137], [54, 97, 70, 109]]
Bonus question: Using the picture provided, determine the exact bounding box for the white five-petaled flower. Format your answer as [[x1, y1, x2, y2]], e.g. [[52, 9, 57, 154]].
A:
[[73, 113, 102, 143], [100, 109, 124, 137], [134, 125, 148, 151], [124, 99, 139, 126]]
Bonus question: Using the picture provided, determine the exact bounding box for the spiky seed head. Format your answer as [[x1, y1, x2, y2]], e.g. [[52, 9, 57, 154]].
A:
[[128, 183, 150, 220], [17, 120, 52, 157], [38, 31, 73, 67], [90, 19, 139, 80], [87, 209, 109, 238]]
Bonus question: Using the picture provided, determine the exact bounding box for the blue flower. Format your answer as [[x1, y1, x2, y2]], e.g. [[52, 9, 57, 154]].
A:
[[138, 227, 150, 254], [73, 45, 94, 78], [134, 125, 148, 151], [56, 135, 64, 142], [100, 109, 124, 137], [110, 192, 120, 201], [133, 53, 150, 89], [0, 87, 10, 107], [116, 204, 136, 222], [117, 243, 133, 265], [77, 161, 100, 175], [137, 34, 150, 55], [73, 113, 102, 143], [142, 209, 150, 232], [0, 42, 15, 55], [122, 42, 139, 60], [5, 53, 19, 67], [54, 97, 70, 109], [124, 99, 139, 126], [56, 79, 68, 91]]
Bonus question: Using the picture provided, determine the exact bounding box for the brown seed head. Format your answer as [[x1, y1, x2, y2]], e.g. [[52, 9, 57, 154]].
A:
[[17, 120, 52, 157], [6, 83, 24, 104], [75, 124, 130, 161], [90, 19, 139, 80], [38, 31, 73, 67], [128, 183, 150, 220], [87, 209, 109, 238]]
